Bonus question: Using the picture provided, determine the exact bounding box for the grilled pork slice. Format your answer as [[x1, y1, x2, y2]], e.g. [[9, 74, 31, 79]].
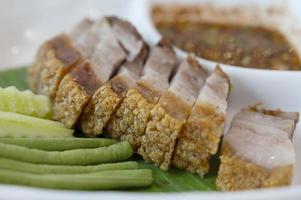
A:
[[80, 17, 149, 136], [138, 57, 208, 170], [173, 66, 230, 176], [216, 108, 299, 191], [106, 41, 177, 149], [28, 33, 82, 98], [53, 18, 127, 128]]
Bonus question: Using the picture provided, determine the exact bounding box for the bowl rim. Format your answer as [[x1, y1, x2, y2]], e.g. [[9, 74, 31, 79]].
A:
[[129, 0, 301, 74]]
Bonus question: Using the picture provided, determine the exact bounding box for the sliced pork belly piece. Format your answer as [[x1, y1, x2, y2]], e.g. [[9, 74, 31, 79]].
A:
[[107, 16, 145, 62], [216, 108, 299, 191], [80, 48, 148, 136], [28, 33, 82, 97], [53, 18, 127, 128], [69, 18, 94, 41], [73, 18, 111, 58], [138, 56, 208, 170], [80, 17, 149, 136], [28, 18, 94, 98], [173, 66, 230, 176], [106, 41, 177, 149]]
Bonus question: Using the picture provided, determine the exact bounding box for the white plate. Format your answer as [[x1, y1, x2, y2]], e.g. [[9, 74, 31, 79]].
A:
[[0, 0, 301, 199]]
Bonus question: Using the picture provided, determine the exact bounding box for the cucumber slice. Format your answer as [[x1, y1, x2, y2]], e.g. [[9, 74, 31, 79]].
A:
[[0, 111, 73, 138], [0, 86, 52, 119]]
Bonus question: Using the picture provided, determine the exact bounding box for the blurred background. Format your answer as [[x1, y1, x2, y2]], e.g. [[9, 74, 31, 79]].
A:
[[0, 0, 127, 68], [0, 0, 300, 69]]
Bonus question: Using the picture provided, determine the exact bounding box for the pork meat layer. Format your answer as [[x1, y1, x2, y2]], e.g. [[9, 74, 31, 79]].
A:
[[80, 17, 148, 136], [173, 66, 230, 176], [216, 108, 299, 191], [53, 17, 127, 128]]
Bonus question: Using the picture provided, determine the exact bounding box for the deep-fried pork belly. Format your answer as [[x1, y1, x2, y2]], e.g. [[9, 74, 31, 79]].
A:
[[107, 16, 145, 61], [80, 17, 148, 136], [216, 108, 299, 191], [106, 41, 177, 149], [53, 18, 127, 128], [173, 66, 230, 176], [28, 18, 94, 98], [138, 56, 208, 170], [73, 18, 113, 58], [28, 34, 82, 98]]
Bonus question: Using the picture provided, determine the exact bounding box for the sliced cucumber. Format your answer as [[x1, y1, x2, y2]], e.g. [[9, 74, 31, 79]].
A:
[[0, 86, 52, 119], [0, 111, 73, 138]]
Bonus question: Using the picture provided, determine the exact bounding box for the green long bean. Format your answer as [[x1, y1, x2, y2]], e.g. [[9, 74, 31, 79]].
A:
[[0, 158, 138, 174], [0, 169, 153, 190], [0, 138, 117, 151], [0, 141, 133, 165]]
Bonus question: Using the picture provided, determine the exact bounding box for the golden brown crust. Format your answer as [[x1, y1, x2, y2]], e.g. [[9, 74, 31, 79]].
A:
[[35, 34, 81, 98], [216, 144, 293, 191], [80, 83, 122, 136], [53, 60, 103, 128], [137, 91, 191, 170], [172, 102, 226, 176], [80, 74, 134, 136], [53, 74, 90, 128], [138, 103, 184, 170], [105, 88, 155, 149]]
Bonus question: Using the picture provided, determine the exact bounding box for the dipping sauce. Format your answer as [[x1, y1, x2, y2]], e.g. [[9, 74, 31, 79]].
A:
[[153, 8, 301, 70]]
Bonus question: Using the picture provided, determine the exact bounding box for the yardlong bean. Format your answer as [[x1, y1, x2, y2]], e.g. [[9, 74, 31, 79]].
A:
[[0, 141, 133, 165], [0, 138, 117, 151], [0, 158, 138, 174], [0, 169, 153, 190]]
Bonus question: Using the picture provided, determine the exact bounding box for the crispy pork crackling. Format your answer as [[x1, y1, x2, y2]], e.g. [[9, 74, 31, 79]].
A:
[[106, 40, 177, 150], [53, 17, 127, 128], [80, 17, 149, 136]]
